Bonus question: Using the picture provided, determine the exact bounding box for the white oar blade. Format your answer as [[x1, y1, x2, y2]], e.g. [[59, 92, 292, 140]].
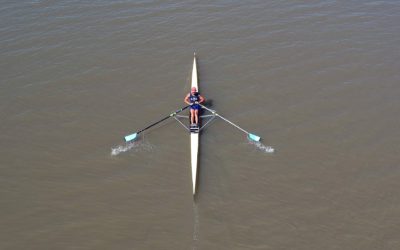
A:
[[124, 133, 138, 142], [248, 133, 261, 142]]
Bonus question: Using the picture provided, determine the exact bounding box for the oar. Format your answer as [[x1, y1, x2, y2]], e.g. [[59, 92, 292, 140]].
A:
[[124, 105, 190, 142], [200, 104, 261, 142]]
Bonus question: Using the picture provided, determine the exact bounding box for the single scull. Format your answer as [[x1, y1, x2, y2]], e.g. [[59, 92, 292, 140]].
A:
[[190, 53, 199, 194], [123, 53, 262, 197]]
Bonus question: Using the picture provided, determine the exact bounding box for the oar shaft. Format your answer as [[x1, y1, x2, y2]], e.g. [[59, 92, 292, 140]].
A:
[[216, 113, 250, 135], [137, 116, 170, 134], [137, 105, 190, 135], [200, 104, 250, 135]]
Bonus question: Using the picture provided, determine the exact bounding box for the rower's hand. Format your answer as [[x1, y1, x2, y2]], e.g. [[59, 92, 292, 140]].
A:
[[194, 101, 199, 104]]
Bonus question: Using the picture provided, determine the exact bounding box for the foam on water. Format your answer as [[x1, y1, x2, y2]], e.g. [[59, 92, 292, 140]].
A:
[[249, 140, 275, 153], [110, 141, 154, 156]]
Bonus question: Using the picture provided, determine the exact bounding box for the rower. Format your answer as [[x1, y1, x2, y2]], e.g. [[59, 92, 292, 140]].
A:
[[184, 87, 205, 127]]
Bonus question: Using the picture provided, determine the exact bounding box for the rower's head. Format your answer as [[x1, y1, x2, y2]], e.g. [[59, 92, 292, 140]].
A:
[[191, 87, 197, 93]]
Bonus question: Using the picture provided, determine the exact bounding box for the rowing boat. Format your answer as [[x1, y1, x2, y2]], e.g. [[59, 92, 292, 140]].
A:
[[123, 53, 262, 197], [190, 53, 199, 194]]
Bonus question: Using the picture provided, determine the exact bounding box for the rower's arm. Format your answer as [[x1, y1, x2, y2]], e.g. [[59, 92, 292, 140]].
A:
[[184, 94, 191, 104]]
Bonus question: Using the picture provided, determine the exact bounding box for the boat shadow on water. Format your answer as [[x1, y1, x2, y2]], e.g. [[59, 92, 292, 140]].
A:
[[202, 99, 213, 107]]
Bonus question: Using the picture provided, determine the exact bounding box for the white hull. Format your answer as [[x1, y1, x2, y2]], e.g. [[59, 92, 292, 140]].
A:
[[191, 54, 199, 195]]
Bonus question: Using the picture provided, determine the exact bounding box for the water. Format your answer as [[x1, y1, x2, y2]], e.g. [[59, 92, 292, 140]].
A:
[[1, 1, 400, 249]]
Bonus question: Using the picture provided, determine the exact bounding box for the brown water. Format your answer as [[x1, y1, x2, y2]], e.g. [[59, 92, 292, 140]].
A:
[[1, 1, 400, 249]]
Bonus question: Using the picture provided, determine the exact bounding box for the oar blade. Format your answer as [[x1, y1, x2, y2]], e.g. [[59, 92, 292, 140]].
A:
[[124, 133, 138, 142], [248, 133, 261, 142]]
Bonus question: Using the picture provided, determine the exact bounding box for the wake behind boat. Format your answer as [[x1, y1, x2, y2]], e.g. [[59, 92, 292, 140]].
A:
[[123, 53, 262, 196]]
